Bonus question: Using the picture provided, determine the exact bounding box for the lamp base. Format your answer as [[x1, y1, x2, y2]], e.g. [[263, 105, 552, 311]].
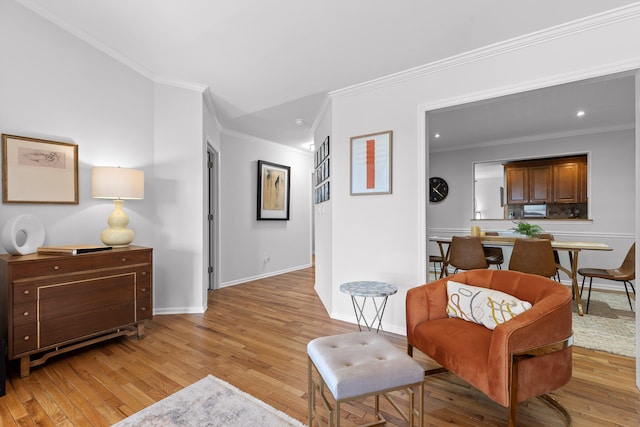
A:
[[100, 199, 135, 247], [100, 227, 135, 247]]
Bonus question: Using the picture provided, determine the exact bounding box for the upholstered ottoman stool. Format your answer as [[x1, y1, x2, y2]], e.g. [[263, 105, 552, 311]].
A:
[[307, 332, 424, 427]]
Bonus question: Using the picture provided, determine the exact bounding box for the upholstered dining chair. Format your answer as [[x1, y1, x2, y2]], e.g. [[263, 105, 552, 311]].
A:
[[578, 242, 636, 313], [537, 233, 561, 281], [509, 238, 558, 279], [447, 236, 488, 275], [483, 231, 504, 269], [406, 269, 573, 427]]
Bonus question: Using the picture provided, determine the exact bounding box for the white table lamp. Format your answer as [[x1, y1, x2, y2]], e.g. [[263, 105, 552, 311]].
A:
[[92, 167, 144, 247]]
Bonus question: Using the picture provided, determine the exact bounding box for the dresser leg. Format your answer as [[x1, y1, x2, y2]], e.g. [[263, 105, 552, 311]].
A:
[[20, 356, 30, 377], [136, 323, 145, 338]]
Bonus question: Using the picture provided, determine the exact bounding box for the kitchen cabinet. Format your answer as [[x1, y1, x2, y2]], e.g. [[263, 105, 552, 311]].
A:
[[505, 156, 586, 205], [554, 160, 587, 203], [505, 164, 552, 204], [0, 246, 152, 377]]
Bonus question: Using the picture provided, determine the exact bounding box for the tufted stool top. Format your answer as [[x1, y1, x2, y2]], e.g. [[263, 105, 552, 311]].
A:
[[307, 332, 424, 400]]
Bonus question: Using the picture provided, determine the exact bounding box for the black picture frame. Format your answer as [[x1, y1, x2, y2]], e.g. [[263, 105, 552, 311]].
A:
[[257, 160, 291, 220]]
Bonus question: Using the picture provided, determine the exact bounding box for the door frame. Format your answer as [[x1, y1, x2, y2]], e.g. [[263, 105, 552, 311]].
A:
[[207, 143, 220, 291]]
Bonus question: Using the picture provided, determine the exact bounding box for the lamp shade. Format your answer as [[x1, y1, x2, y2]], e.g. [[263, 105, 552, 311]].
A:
[[92, 167, 144, 200]]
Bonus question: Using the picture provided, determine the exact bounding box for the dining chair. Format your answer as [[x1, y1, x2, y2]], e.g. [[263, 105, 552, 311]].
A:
[[508, 238, 558, 278], [483, 232, 504, 269], [578, 242, 635, 313], [447, 236, 488, 275], [537, 233, 561, 281]]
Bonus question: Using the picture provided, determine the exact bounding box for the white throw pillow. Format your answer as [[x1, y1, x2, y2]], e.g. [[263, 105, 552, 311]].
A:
[[446, 280, 532, 330]]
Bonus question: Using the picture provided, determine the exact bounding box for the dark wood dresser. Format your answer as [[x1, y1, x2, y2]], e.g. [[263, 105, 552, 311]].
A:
[[0, 246, 152, 376]]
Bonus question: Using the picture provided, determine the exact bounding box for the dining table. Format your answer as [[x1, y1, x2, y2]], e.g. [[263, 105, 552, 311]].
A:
[[429, 235, 613, 316]]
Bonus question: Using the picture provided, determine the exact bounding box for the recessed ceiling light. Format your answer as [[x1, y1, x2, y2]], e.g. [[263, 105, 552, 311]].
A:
[[295, 118, 305, 126], [434, 133, 441, 138], [576, 110, 585, 117]]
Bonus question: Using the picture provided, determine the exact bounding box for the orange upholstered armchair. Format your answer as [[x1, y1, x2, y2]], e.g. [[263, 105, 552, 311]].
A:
[[406, 269, 573, 427]]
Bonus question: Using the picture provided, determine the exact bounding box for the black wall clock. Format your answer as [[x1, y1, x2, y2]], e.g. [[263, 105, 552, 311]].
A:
[[429, 177, 448, 202]]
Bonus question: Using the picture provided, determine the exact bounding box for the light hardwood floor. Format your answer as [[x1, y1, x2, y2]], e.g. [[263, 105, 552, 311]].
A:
[[1, 265, 638, 426]]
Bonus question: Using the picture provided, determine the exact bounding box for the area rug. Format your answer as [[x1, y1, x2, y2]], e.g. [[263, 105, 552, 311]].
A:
[[572, 290, 636, 358], [112, 375, 307, 427]]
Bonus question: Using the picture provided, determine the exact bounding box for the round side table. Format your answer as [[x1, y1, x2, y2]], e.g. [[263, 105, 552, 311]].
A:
[[340, 281, 398, 334]]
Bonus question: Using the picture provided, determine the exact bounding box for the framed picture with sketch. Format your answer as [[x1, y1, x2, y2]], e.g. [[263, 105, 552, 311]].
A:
[[2, 134, 79, 204], [257, 160, 290, 220]]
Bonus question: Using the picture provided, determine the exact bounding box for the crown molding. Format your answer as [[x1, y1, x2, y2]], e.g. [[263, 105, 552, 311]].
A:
[[330, 3, 640, 100]]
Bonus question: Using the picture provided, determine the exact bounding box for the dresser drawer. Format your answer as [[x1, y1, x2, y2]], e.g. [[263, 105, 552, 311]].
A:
[[137, 281, 151, 299], [10, 257, 93, 280], [136, 298, 152, 320], [92, 251, 151, 269], [13, 324, 37, 354], [12, 283, 37, 304], [13, 302, 37, 327]]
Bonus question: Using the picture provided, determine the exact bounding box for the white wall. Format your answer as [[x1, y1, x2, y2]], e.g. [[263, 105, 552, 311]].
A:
[[0, 0, 155, 249], [319, 6, 640, 338], [220, 131, 313, 285], [153, 83, 209, 313]]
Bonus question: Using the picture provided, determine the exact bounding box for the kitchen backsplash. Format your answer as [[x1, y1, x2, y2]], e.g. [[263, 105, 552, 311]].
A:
[[507, 203, 588, 220]]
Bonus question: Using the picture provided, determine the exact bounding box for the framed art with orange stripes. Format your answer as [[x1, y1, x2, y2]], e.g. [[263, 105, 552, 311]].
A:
[[350, 130, 392, 195]]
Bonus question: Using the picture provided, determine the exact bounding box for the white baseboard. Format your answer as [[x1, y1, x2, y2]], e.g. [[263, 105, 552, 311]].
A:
[[220, 263, 313, 288], [153, 306, 206, 315]]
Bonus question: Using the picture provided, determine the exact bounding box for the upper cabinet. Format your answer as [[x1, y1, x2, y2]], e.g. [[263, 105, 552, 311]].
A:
[[505, 164, 552, 204], [505, 155, 587, 204], [553, 160, 587, 203]]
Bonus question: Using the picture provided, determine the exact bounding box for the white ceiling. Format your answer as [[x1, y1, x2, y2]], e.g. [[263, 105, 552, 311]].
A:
[[17, 0, 639, 151], [429, 72, 636, 153]]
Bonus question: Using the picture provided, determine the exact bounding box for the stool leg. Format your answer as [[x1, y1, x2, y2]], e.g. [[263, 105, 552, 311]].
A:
[[334, 401, 340, 427], [308, 358, 313, 426], [408, 389, 414, 426], [419, 382, 424, 427]]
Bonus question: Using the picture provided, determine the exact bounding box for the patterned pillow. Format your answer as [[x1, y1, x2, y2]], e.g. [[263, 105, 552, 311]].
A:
[[446, 280, 532, 330]]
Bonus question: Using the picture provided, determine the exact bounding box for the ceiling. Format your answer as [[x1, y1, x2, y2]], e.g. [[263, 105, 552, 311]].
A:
[[17, 0, 639, 151], [429, 71, 636, 154]]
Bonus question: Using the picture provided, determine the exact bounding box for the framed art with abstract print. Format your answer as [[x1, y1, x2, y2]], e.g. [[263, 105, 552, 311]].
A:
[[350, 130, 392, 195], [257, 160, 290, 220], [2, 134, 79, 204]]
